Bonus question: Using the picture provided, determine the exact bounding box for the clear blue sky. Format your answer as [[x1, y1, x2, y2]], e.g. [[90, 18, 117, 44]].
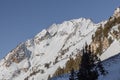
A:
[[0, 0, 119, 59]]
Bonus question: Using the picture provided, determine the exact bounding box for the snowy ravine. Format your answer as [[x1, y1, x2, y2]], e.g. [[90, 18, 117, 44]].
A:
[[0, 7, 120, 80]]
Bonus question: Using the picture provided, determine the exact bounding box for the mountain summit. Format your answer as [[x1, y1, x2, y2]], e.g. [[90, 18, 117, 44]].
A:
[[0, 7, 120, 80]]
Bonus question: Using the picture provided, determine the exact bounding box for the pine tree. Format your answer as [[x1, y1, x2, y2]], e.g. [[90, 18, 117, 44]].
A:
[[77, 44, 106, 80], [97, 59, 107, 75], [47, 75, 51, 80], [69, 68, 75, 80]]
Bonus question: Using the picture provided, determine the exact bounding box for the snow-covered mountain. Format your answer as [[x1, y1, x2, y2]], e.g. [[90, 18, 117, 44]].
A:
[[0, 7, 120, 80]]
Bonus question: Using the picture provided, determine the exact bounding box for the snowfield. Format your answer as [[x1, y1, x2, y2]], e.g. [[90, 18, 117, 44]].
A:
[[100, 40, 120, 60]]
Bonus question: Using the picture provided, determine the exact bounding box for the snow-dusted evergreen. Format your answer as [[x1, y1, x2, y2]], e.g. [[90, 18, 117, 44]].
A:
[[0, 7, 120, 80]]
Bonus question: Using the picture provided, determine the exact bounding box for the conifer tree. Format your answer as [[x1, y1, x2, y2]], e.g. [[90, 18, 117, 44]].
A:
[[77, 44, 107, 80], [69, 68, 75, 80], [97, 59, 107, 75], [47, 75, 51, 80]]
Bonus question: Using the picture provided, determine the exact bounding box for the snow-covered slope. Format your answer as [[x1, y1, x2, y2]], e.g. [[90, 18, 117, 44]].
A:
[[100, 40, 120, 60]]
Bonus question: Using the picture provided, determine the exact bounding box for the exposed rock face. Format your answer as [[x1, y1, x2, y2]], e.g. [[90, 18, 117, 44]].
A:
[[90, 37, 109, 54], [91, 41, 100, 53], [3, 43, 31, 67], [102, 37, 109, 50], [34, 29, 51, 44]]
